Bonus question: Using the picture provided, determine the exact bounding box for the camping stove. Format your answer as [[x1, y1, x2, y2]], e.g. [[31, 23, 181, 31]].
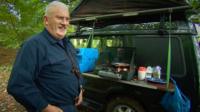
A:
[[98, 62, 131, 80]]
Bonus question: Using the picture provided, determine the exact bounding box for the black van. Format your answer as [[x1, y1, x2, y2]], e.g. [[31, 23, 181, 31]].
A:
[[69, 0, 200, 112]]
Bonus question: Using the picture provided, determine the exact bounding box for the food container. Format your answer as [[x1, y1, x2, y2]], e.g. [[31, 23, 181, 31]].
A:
[[152, 66, 161, 79], [138, 66, 146, 80], [146, 66, 153, 78]]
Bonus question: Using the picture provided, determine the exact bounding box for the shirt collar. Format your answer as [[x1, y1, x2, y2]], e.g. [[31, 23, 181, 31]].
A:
[[42, 28, 68, 45]]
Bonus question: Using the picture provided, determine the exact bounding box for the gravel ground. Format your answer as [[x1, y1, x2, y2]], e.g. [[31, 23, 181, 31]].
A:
[[0, 66, 26, 112]]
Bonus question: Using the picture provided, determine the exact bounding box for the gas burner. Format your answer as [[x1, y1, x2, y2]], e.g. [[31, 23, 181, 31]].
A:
[[112, 62, 130, 73]]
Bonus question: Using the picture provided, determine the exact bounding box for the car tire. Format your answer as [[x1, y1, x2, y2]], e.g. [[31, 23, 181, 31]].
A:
[[106, 97, 145, 112]]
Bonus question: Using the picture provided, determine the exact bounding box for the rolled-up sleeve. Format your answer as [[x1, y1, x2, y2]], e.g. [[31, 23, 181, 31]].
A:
[[7, 39, 48, 111]]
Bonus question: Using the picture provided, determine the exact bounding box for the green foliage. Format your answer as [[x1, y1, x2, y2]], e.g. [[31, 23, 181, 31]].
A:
[[186, 0, 200, 9], [0, 0, 47, 48], [186, 0, 200, 23], [0, 0, 80, 48]]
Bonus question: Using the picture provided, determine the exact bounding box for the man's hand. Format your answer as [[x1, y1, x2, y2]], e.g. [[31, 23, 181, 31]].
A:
[[42, 104, 63, 112], [75, 89, 84, 106]]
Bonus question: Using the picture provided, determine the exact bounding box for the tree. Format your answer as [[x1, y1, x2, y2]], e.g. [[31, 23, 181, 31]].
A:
[[0, 0, 80, 48], [0, 0, 47, 48]]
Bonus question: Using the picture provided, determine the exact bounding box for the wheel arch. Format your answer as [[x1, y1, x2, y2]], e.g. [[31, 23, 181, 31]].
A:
[[105, 87, 147, 111]]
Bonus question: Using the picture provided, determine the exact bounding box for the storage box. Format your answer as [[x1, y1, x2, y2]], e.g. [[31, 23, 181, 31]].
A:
[[77, 48, 99, 73]]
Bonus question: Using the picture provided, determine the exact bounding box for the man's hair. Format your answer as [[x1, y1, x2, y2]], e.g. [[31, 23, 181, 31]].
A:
[[45, 1, 69, 16]]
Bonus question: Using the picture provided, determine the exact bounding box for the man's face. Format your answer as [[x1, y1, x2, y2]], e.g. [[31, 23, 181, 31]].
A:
[[44, 7, 70, 40]]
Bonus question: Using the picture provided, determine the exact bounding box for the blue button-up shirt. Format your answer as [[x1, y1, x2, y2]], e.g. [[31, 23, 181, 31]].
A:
[[7, 29, 82, 111]]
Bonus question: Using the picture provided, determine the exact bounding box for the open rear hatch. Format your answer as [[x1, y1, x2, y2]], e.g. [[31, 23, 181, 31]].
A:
[[70, 0, 190, 27]]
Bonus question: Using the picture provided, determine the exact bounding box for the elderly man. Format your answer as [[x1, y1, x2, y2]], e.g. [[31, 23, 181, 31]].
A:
[[7, 1, 83, 112]]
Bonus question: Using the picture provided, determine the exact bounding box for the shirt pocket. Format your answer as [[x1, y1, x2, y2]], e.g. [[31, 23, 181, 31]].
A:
[[48, 52, 71, 73], [49, 54, 67, 64]]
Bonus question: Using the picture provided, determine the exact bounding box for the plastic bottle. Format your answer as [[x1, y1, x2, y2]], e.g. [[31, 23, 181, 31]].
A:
[[146, 66, 153, 78], [153, 66, 161, 79]]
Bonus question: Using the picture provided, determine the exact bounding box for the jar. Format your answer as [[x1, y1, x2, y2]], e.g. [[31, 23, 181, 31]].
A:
[[138, 66, 146, 80], [152, 66, 161, 79]]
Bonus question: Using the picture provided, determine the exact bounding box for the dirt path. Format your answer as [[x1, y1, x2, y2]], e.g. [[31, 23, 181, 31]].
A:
[[0, 47, 17, 65], [0, 47, 26, 112]]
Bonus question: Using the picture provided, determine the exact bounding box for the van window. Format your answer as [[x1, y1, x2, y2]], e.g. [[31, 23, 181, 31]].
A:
[[70, 38, 87, 48], [70, 35, 186, 77]]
